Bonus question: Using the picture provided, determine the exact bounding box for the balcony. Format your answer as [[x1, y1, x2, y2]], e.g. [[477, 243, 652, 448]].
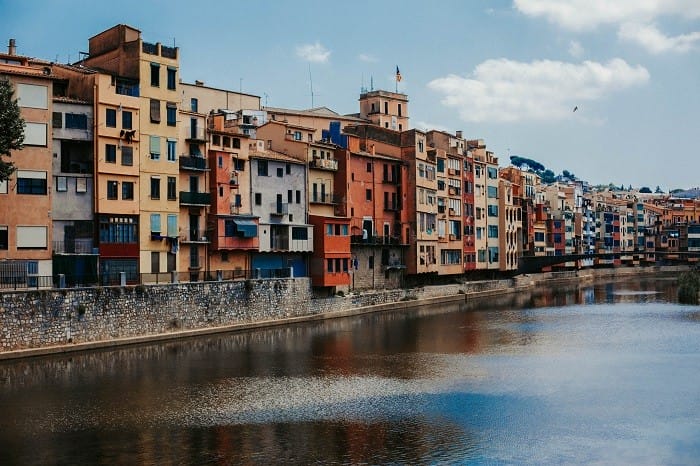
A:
[[350, 235, 405, 246], [179, 191, 211, 206], [310, 193, 341, 204], [142, 41, 158, 55], [384, 202, 400, 212], [186, 126, 207, 143], [270, 202, 289, 216], [179, 155, 209, 171], [52, 239, 96, 254], [310, 157, 338, 171], [181, 229, 210, 243]]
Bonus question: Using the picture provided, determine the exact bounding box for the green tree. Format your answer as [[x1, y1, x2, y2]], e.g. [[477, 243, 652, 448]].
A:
[[0, 77, 25, 182], [639, 187, 652, 193]]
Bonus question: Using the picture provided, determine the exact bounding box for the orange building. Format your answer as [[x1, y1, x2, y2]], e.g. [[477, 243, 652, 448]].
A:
[[0, 41, 55, 283]]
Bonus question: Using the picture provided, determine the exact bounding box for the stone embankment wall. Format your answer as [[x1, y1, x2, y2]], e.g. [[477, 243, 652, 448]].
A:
[[0, 266, 687, 357]]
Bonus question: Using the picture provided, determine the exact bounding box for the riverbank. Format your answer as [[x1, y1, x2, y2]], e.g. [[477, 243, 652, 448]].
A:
[[0, 265, 688, 361]]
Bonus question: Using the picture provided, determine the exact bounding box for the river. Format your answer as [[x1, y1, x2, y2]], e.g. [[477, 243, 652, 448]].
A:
[[1, 277, 699, 465]]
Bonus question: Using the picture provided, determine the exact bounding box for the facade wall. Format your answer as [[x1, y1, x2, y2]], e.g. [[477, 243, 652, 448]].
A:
[[0, 68, 54, 277]]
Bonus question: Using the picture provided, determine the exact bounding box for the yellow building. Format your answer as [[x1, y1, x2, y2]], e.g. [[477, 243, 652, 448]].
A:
[[81, 24, 181, 277]]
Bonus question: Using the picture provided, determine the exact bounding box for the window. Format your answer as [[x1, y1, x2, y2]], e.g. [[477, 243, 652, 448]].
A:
[[167, 176, 176, 200], [288, 190, 293, 203], [487, 186, 498, 198], [258, 160, 268, 176], [366, 189, 372, 201], [255, 193, 262, 205], [122, 111, 132, 129], [106, 108, 116, 127], [150, 99, 160, 123], [487, 167, 498, 179], [52, 112, 62, 128], [17, 83, 48, 109], [292, 227, 308, 240], [296, 190, 301, 204], [99, 216, 137, 244], [56, 176, 67, 192], [277, 167, 284, 177], [150, 213, 161, 234], [0, 226, 7, 250], [286, 163, 291, 174], [150, 177, 160, 199], [150, 63, 160, 87], [368, 255, 374, 269], [76, 178, 87, 193], [24, 122, 47, 146], [166, 103, 176, 126], [487, 204, 498, 217], [167, 214, 178, 238], [233, 194, 241, 207], [167, 139, 176, 162], [418, 140, 424, 152], [293, 131, 302, 141], [16, 226, 47, 249], [64, 113, 87, 129], [384, 102, 388, 114], [105, 144, 117, 163], [17, 171, 47, 195], [167, 67, 176, 90], [212, 135, 220, 145], [122, 181, 134, 200], [107, 180, 118, 199], [222, 136, 230, 147], [150, 136, 160, 160], [190, 98, 198, 112], [232, 138, 240, 149], [121, 146, 133, 166], [488, 225, 499, 238], [366, 162, 372, 173]]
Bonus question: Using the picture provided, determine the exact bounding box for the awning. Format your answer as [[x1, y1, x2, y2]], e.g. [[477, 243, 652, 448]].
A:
[[234, 219, 258, 238]]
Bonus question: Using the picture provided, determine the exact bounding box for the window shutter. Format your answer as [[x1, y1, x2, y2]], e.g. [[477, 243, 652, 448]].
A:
[[150, 99, 161, 123]]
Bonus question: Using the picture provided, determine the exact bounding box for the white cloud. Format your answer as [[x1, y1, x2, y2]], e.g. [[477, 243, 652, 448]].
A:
[[427, 58, 649, 123], [568, 40, 584, 58], [513, 0, 700, 31], [296, 42, 331, 63], [414, 121, 450, 132], [618, 22, 700, 54], [358, 53, 378, 63]]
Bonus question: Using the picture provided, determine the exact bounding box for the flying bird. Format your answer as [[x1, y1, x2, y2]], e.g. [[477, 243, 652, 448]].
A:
[[573, 106, 578, 112]]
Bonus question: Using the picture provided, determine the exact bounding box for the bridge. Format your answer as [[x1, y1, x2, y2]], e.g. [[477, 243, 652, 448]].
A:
[[518, 251, 700, 274]]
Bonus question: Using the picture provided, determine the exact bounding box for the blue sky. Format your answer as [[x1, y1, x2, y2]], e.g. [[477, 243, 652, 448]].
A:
[[2, 0, 698, 190]]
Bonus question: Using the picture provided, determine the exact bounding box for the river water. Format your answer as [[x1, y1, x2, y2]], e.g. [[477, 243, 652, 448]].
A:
[[1, 277, 699, 465]]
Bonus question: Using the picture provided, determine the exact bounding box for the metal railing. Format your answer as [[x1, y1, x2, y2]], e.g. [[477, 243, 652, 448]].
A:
[[52, 239, 96, 254], [0, 268, 295, 291]]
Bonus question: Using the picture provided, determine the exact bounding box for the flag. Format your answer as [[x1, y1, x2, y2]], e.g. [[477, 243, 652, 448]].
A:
[[396, 66, 402, 82]]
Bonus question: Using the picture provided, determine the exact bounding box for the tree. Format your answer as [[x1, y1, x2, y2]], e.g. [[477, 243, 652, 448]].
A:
[[541, 169, 556, 184], [0, 77, 25, 182], [639, 187, 652, 193], [655, 186, 664, 194]]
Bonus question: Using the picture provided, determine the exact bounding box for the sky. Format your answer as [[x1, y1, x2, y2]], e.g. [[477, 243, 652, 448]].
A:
[[1, 0, 699, 190]]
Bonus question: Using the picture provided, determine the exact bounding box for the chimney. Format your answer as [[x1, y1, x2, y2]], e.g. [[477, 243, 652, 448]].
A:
[[455, 130, 462, 139], [195, 80, 204, 86], [8, 38, 16, 55]]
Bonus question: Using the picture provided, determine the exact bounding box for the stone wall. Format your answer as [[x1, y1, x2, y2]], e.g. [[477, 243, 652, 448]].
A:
[[1, 278, 311, 352], [0, 266, 687, 356]]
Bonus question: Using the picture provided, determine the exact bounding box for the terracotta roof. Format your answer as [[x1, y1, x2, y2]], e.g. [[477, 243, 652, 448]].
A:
[[248, 148, 305, 164]]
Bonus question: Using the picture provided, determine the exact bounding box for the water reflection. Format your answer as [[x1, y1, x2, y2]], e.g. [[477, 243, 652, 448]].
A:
[[1, 277, 698, 465]]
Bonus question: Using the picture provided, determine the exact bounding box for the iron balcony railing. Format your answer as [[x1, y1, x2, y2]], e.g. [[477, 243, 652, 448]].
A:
[[52, 239, 96, 254], [179, 155, 208, 171], [179, 191, 211, 206]]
